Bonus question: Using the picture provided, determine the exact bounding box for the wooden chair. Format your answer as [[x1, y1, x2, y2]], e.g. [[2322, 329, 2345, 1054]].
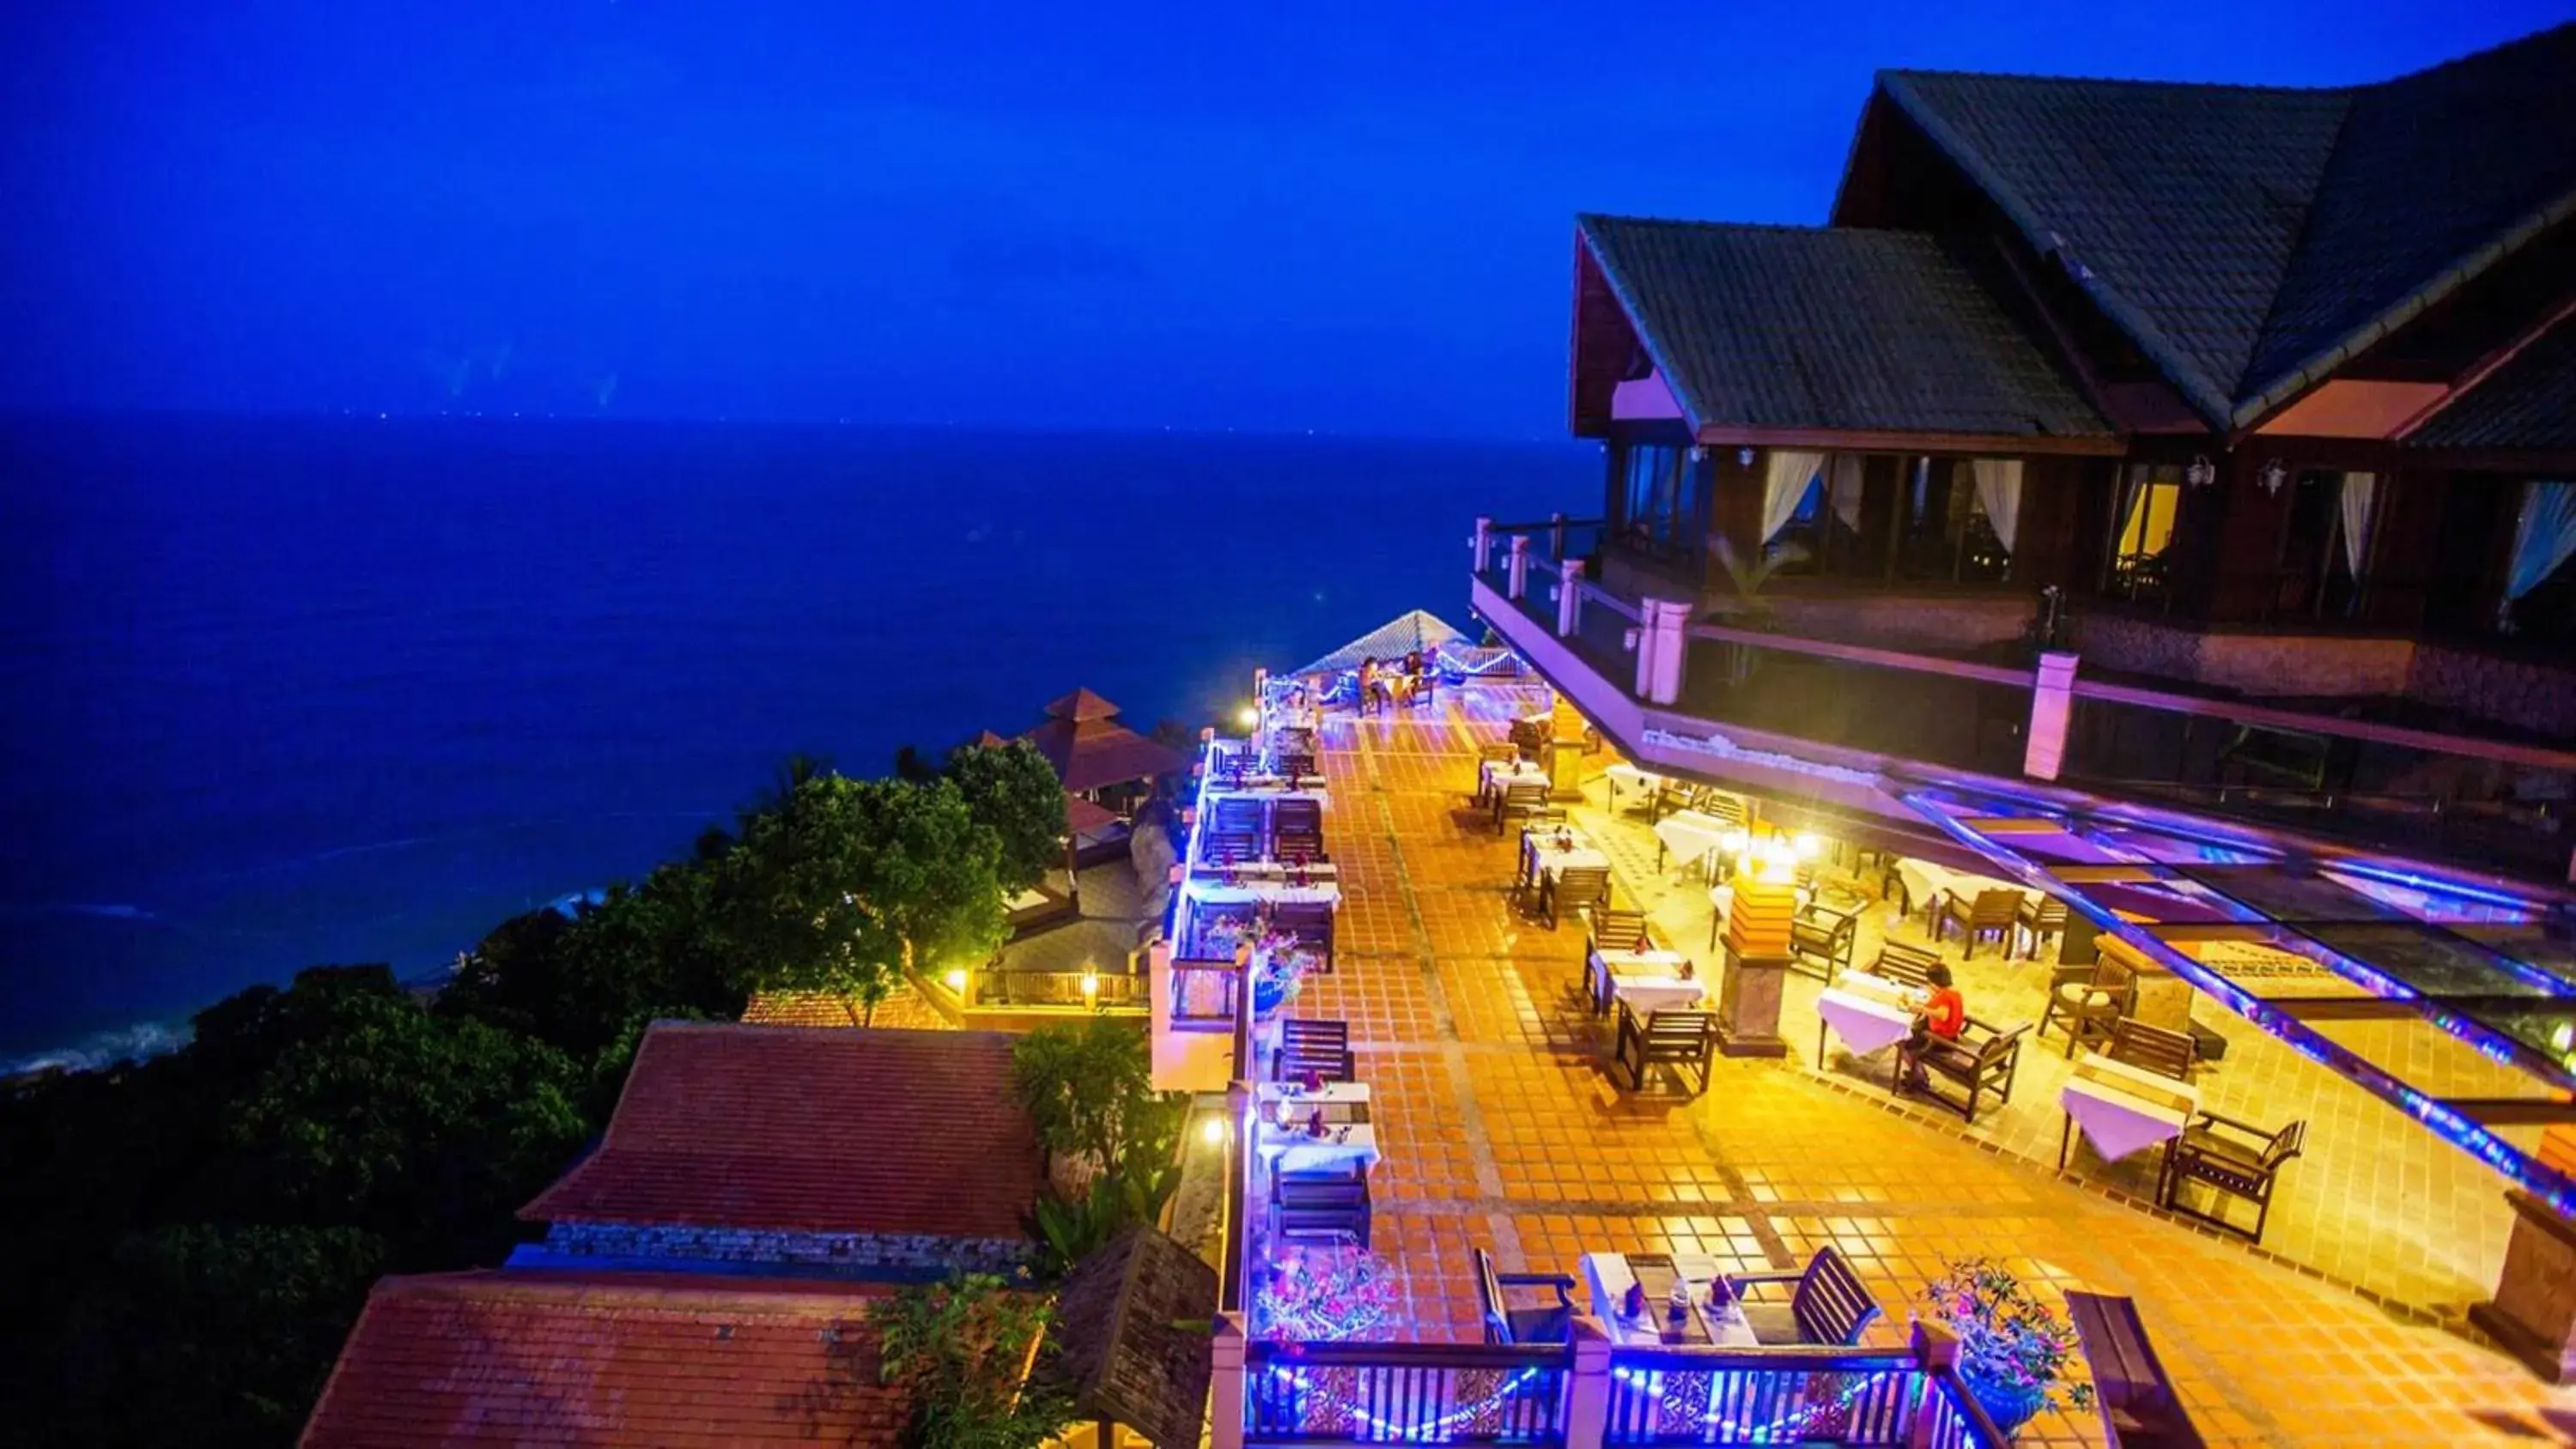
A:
[[1473, 1248, 1576, 1345], [2159, 1113, 2306, 1245], [2044, 956, 2136, 1058], [2014, 893, 2070, 961], [1897, 1016, 2028, 1124], [1722, 1247, 1882, 1348], [1276, 1017, 1355, 1082], [1477, 740, 1521, 767], [1867, 940, 1943, 992], [1494, 780, 1562, 833], [1270, 901, 1335, 975], [1542, 866, 1610, 930], [2106, 1019, 2196, 1082], [1200, 832, 1263, 867], [1787, 901, 1857, 980], [2064, 1292, 2207, 1449], [1211, 796, 1266, 837], [1272, 1167, 1370, 1246], [1584, 911, 1652, 1015], [1938, 889, 2024, 958], [1407, 670, 1437, 710], [1613, 1004, 1714, 1095]]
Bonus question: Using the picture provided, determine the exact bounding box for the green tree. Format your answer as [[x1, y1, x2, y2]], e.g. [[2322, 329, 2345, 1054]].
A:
[[945, 740, 1067, 896], [1010, 1017, 1180, 1177], [872, 1275, 1072, 1449], [59, 1223, 386, 1447]]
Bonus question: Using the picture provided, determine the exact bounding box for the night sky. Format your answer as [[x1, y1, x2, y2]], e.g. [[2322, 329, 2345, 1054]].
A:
[[4, 2, 2568, 438]]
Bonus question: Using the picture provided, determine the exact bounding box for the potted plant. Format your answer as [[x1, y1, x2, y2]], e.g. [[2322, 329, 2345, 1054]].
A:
[[1256, 1243, 1403, 1342], [1250, 929, 1312, 1016], [1920, 1258, 2093, 1439]]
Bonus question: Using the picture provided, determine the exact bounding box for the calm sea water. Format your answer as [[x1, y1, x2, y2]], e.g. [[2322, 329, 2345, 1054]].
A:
[[0, 415, 1589, 1067]]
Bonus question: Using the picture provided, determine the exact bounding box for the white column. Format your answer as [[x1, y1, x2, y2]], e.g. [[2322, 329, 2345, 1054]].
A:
[[1637, 598, 1688, 706], [1210, 1312, 1248, 1449], [1556, 557, 1584, 637], [2024, 650, 2079, 780], [1472, 516, 1494, 573], [1507, 535, 1531, 599], [1564, 1316, 1613, 1449]]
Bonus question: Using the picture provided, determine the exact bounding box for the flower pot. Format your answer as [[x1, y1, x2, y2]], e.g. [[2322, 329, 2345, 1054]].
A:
[[1961, 1368, 2048, 1441], [1253, 974, 1292, 1016]]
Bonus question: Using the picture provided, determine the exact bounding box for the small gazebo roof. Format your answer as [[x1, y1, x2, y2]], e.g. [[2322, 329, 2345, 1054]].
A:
[[1295, 609, 1467, 677], [1043, 688, 1124, 723], [1044, 1228, 1217, 1449], [1020, 688, 1185, 794], [968, 729, 1013, 750], [1065, 794, 1121, 836]]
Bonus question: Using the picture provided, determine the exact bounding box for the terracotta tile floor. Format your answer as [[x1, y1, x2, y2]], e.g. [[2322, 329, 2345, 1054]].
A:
[[1251, 684, 2574, 1449]]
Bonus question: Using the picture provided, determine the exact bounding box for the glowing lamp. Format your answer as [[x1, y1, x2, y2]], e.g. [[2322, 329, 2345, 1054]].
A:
[[2554, 1022, 2573, 1053], [1079, 968, 1102, 1005], [1793, 831, 1820, 859], [1238, 705, 1261, 729], [1200, 1116, 1225, 1146], [944, 967, 969, 991], [1720, 829, 1751, 858]]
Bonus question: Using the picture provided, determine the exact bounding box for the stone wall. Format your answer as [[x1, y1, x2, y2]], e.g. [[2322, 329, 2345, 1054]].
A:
[[1761, 591, 2031, 654], [2075, 613, 2414, 698], [2406, 641, 2576, 741], [542, 1220, 1028, 1275]]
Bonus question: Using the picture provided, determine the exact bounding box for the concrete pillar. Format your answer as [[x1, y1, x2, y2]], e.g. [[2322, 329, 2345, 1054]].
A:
[[1636, 598, 1688, 706], [1716, 876, 1796, 1058], [2471, 1143, 2576, 1381], [1472, 516, 1494, 573], [2024, 650, 2080, 780], [1908, 1322, 1963, 1449], [1556, 557, 1584, 637], [1564, 1316, 1613, 1449], [1507, 535, 1531, 599], [1210, 1312, 1248, 1449]]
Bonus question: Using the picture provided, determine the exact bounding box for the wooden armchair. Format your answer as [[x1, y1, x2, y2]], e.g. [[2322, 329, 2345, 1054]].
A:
[[1276, 1017, 1355, 1083], [1543, 865, 1611, 930], [1272, 1167, 1370, 1246], [2042, 955, 2136, 1058], [1897, 1016, 2028, 1124], [1494, 781, 1562, 833], [1867, 941, 1942, 992], [2014, 893, 2070, 961], [1722, 1247, 1882, 1347], [1613, 1004, 1714, 1095], [1473, 1248, 1576, 1345], [1938, 889, 2025, 959], [1584, 910, 1651, 1015], [2159, 1113, 2306, 1245], [1270, 901, 1335, 974], [1788, 901, 1857, 980], [2106, 1019, 2196, 1082]]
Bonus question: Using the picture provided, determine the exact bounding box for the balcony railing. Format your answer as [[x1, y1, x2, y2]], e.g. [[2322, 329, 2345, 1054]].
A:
[[1247, 1341, 1571, 1446]]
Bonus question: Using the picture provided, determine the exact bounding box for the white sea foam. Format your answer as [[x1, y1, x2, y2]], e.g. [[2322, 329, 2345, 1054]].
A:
[[2, 1017, 193, 1078]]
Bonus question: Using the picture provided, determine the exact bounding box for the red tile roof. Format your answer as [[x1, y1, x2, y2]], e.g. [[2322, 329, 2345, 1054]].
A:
[[1042, 687, 1124, 722], [521, 1022, 1042, 1240], [1020, 717, 1186, 794], [301, 1270, 908, 1449]]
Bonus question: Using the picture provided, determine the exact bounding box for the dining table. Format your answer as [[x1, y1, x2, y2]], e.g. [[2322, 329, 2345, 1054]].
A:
[[1580, 1252, 1760, 1348], [1893, 858, 2025, 919], [1255, 1116, 1380, 1176], [1603, 763, 1669, 817], [1654, 810, 1737, 877], [2057, 1051, 2201, 1169], [1479, 757, 1552, 804], [1814, 969, 1924, 1070], [1255, 1079, 1372, 1125], [1521, 826, 1609, 888], [1186, 879, 1344, 909], [1589, 948, 1704, 1016]]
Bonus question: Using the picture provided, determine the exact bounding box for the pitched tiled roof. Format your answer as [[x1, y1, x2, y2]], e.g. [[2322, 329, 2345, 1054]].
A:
[[1048, 1228, 1217, 1449], [521, 1022, 1042, 1240], [1295, 609, 1467, 676], [1876, 23, 2576, 427], [738, 986, 955, 1031], [2407, 315, 2576, 452], [1577, 216, 2111, 440], [1043, 688, 1124, 722], [1021, 717, 1186, 793], [301, 1270, 907, 1448]]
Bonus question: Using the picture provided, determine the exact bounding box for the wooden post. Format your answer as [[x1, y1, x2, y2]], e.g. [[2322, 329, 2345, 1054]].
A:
[[1564, 1316, 1613, 1449], [1557, 556, 1585, 638], [1473, 516, 1495, 573], [1210, 1313, 1249, 1449], [1908, 1321, 1962, 1449], [1508, 535, 1531, 599]]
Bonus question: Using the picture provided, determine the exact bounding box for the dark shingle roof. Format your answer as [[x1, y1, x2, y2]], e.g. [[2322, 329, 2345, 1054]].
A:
[[520, 1022, 1045, 1240], [1877, 23, 2576, 427], [1576, 216, 2111, 439], [301, 1270, 908, 1448], [1876, 71, 2348, 424], [1046, 1228, 1218, 1449], [2407, 315, 2576, 452]]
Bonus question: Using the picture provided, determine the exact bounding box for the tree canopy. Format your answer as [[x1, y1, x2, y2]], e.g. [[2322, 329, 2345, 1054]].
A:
[[944, 740, 1068, 896]]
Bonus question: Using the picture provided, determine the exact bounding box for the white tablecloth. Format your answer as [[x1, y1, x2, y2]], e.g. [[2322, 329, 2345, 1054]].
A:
[[1187, 881, 1343, 907], [1655, 810, 1736, 872], [2060, 1053, 2198, 1162], [1480, 759, 1551, 797], [1589, 949, 1704, 1014], [1894, 858, 2023, 913], [1816, 988, 1916, 1056], [1257, 1121, 1380, 1175], [1255, 1081, 1372, 1112], [1534, 846, 1609, 881], [1581, 1252, 1759, 1347]]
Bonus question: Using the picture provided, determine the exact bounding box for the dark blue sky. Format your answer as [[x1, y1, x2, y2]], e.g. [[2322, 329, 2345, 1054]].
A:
[[4, 2, 2567, 438]]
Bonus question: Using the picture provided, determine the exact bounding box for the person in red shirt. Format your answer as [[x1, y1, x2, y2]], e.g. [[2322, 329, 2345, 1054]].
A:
[[1904, 963, 1965, 1093]]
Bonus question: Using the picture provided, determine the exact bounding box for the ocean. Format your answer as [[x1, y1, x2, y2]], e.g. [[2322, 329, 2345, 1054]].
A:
[[0, 414, 1591, 1068]]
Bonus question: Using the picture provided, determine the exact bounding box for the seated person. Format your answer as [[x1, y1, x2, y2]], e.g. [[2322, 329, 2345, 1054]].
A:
[[1902, 963, 1965, 1092]]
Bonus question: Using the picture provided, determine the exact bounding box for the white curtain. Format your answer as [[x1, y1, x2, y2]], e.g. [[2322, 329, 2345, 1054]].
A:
[[1761, 450, 1825, 543], [1970, 458, 2024, 555], [2507, 481, 2576, 602], [2337, 471, 2377, 580], [1826, 454, 1864, 534]]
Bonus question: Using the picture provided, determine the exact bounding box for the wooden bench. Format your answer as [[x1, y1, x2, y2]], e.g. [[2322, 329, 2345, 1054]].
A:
[[1613, 1004, 1714, 1096], [1722, 1246, 1881, 1347], [1276, 1017, 1355, 1083], [1272, 1167, 1370, 1247], [2063, 1291, 2205, 1448], [1473, 1247, 1575, 1345]]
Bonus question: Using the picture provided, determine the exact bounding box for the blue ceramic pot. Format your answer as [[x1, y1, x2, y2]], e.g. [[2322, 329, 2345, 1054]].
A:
[[1961, 1368, 2047, 1440], [1254, 974, 1291, 1016]]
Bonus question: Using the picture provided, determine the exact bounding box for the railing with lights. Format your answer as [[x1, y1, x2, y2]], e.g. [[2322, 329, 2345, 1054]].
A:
[[1246, 1341, 1571, 1446], [1601, 1347, 1926, 1446]]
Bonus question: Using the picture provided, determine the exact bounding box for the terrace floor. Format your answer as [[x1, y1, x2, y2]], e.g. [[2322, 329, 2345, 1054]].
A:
[[1274, 681, 2573, 1449]]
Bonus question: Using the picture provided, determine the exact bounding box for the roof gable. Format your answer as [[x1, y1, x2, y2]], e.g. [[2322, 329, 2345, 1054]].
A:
[[520, 1022, 1044, 1240], [2405, 312, 2576, 452], [1044, 688, 1123, 722], [1576, 215, 2110, 440]]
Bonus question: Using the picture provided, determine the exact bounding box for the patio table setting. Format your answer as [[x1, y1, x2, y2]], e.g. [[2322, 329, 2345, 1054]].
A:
[[1814, 968, 1925, 1067], [1589, 946, 1704, 1016], [1255, 1094, 1380, 1176], [1603, 762, 1670, 816], [1255, 1078, 1371, 1125], [1518, 822, 1608, 891], [1581, 1252, 1759, 1347], [2057, 1050, 2201, 1169], [1188, 877, 1344, 908], [1653, 809, 1741, 877], [1478, 755, 1552, 806], [1893, 858, 2023, 920]]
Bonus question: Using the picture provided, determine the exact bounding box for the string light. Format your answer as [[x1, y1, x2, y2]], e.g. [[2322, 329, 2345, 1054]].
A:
[[1262, 1365, 1546, 1441]]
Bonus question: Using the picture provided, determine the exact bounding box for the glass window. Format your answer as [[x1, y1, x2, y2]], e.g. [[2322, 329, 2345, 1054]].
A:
[[2109, 464, 2182, 603], [1614, 442, 1689, 560], [1892, 458, 2013, 583]]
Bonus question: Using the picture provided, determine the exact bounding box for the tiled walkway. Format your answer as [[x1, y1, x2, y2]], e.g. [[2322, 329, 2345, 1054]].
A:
[[1279, 684, 2572, 1449]]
